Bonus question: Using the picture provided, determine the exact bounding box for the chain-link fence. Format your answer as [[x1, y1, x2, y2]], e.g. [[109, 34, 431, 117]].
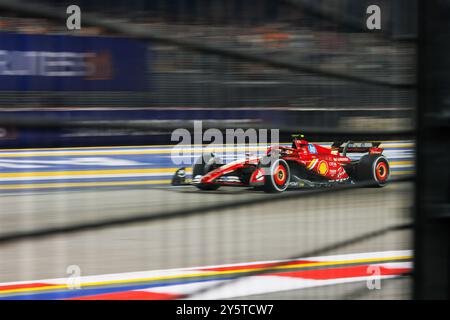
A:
[[0, 0, 416, 300]]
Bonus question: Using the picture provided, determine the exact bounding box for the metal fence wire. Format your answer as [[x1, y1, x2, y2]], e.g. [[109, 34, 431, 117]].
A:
[[0, 0, 416, 300]]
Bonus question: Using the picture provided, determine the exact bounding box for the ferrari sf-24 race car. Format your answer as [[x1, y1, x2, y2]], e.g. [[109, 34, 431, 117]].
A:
[[172, 136, 390, 193]]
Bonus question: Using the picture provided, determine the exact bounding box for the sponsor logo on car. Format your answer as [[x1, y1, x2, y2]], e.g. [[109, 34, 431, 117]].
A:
[[318, 161, 329, 175]]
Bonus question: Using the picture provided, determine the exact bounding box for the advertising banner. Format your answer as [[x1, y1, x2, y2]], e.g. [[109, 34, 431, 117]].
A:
[[0, 32, 148, 91]]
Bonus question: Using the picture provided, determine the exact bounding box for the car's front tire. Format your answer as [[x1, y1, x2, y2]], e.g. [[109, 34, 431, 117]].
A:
[[260, 158, 291, 193]]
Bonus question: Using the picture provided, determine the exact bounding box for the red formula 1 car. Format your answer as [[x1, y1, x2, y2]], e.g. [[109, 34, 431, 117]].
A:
[[172, 136, 390, 193]]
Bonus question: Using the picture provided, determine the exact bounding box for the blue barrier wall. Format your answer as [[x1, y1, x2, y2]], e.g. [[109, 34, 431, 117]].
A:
[[0, 108, 411, 148]]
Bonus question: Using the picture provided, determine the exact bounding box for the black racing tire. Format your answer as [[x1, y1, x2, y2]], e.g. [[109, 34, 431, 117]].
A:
[[261, 158, 291, 193], [356, 154, 390, 187], [192, 154, 221, 191]]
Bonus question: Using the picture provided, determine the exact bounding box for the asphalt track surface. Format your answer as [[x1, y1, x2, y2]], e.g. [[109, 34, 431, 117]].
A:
[[0, 181, 413, 299]]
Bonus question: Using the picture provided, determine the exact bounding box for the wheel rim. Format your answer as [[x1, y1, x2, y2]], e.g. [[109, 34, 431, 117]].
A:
[[375, 161, 388, 181], [273, 164, 287, 186]]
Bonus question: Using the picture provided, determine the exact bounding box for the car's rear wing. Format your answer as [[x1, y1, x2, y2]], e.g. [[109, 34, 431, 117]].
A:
[[331, 141, 383, 156]]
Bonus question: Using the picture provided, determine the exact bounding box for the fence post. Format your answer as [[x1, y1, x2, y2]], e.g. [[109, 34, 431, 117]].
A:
[[414, 0, 450, 299]]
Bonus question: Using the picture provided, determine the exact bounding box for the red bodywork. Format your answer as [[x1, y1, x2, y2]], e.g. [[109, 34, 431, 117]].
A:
[[195, 139, 383, 187]]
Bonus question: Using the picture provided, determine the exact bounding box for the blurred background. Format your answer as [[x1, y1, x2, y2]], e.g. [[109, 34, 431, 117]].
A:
[[0, 0, 416, 147], [0, 0, 437, 300]]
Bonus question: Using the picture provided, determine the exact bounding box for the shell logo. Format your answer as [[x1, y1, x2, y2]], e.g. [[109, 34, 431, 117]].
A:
[[318, 161, 329, 175]]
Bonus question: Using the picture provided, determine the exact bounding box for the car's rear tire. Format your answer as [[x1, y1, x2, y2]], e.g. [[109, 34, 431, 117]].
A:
[[356, 154, 390, 187], [261, 158, 291, 193], [193, 154, 221, 191]]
